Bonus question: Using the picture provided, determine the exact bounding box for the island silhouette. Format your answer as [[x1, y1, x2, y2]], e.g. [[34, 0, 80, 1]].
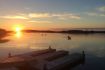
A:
[[22, 29, 105, 34], [0, 28, 105, 35], [0, 28, 9, 43]]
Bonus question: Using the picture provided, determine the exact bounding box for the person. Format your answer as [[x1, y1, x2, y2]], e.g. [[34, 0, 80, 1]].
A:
[[67, 36, 71, 40], [48, 45, 52, 50]]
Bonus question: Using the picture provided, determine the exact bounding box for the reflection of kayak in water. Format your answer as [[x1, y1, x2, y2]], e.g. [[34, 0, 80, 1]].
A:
[[67, 36, 71, 40], [0, 39, 9, 43]]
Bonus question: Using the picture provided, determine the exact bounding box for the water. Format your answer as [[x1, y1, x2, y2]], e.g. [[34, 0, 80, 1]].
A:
[[0, 32, 105, 70]]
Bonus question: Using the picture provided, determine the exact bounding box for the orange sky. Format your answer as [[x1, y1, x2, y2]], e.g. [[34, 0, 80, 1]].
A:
[[0, 0, 105, 31]]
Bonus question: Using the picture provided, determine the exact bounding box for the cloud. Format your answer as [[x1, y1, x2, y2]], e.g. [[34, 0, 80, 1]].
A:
[[85, 6, 105, 17], [0, 13, 81, 20], [28, 13, 81, 20], [52, 13, 80, 19], [98, 6, 105, 12], [86, 12, 105, 17], [28, 20, 51, 23], [0, 15, 28, 19], [29, 13, 51, 18]]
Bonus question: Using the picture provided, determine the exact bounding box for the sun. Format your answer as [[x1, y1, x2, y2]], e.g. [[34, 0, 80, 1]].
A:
[[13, 25, 23, 32], [15, 27, 22, 32]]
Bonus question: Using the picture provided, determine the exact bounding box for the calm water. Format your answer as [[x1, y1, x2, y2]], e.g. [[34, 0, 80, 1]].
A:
[[0, 32, 105, 70]]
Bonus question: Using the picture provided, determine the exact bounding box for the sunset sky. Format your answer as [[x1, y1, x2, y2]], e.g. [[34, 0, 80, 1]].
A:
[[0, 0, 105, 30]]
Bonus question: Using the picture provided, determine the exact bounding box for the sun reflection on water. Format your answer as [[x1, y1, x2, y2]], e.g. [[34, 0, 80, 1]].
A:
[[15, 31, 22, 38], [14, 26, 23, 38]]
